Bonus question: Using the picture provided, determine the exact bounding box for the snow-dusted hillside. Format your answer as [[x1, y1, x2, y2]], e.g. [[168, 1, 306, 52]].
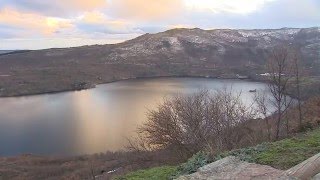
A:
[[0, 27, 319, 96], [103, 27, 319, 69]]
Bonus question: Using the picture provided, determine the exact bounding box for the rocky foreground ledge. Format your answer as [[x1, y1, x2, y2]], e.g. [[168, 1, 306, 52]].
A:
[[177, 153, 320, 180]]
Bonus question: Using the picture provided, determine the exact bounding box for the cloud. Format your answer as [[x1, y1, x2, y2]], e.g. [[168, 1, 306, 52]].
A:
[[76, 11, 143, 34], [108, 0, 184, 21], [0, 34, 141, 50], [0, 0, 319, 49], [0, 25, 23, 38], [0, 8, 74, 37], [0, 0, 107, 16], [168, 24, 196, 29], [184, 0, 276, 14], [170, 0, 320, 29], [257, 0, 320, 23]]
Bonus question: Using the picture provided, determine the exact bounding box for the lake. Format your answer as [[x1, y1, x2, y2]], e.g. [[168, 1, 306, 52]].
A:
[[0, 78, 270, 156]]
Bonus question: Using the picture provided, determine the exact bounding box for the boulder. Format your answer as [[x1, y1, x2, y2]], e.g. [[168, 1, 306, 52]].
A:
[[176, 156, 290, 180], [312, 173, 320, 180], [285, 153, 320, 180]]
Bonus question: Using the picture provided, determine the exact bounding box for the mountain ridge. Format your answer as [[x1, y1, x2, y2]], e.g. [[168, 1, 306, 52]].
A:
[[0, 27, 319, 97]]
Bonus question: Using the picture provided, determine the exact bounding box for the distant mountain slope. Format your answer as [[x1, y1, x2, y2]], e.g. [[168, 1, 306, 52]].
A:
[[0, 50, 30, 56], [0, 27, 319, 96], [0, 50, 15, 54]]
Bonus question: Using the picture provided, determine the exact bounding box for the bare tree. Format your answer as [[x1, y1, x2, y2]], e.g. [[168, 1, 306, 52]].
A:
[[125, 134, 150, 152], [213, 88, 256, 151], [89, 160, 96, 180], [137, 89, 256, 155], [292, 49, 303, 129], [254, 91, 272, 141], [267, 46, 293, 139]]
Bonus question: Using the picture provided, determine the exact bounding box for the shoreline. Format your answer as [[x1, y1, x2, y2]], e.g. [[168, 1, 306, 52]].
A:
[[0, 75, 268, 159], [0, 75, 261, 98]]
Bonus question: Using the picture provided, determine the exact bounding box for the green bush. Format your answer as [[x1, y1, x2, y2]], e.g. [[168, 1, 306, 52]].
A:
[[216, 128, 320, 170], [117, 128, 320, 179], [204, 129, 320, 170], [216, 143, 268, 163], [254, 129, 320, 169], [175, 151, 212, 176]]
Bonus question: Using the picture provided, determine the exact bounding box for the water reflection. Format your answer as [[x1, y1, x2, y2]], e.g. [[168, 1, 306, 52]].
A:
[[0, 78, 270, 156]]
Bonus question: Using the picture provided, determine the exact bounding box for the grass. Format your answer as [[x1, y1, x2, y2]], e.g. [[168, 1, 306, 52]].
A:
[[255, 129, 320, 169], [116, 127, 320, 179], [218, 128, 320, 169], [114, 166, 178, 180]]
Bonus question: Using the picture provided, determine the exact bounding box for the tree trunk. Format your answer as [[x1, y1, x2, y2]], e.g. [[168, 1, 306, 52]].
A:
[[265, 118, 271, 141]]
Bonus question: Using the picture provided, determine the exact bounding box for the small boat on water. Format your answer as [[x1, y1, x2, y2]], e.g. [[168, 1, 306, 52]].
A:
[[249, 89, 257, 93]]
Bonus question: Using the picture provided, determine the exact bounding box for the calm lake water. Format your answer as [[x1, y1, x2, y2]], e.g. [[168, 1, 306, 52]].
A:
[[0, 78, 270, 156]]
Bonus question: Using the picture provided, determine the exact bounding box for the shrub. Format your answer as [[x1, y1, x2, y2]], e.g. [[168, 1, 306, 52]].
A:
[[174, 151, 212, 177], [215, 143, 267, 163], [138, 89, 256, 155]]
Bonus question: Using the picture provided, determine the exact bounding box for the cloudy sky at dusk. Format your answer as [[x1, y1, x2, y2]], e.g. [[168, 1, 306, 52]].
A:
[[0, 0, 319, 50]]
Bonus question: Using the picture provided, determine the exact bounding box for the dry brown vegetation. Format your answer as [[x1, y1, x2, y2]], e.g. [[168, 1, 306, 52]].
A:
[[129, 89, 256, 157], [0, 27, 319, 97], [127, 46, 316, 157], [245, 95, 320, 141], [266, 46, 293, 139], [0, 41, 319, 179], [0, 150, 183, 180], [258, 45, 311, 139], [0, 95, 319, 179], [108, 46, 318, 165]]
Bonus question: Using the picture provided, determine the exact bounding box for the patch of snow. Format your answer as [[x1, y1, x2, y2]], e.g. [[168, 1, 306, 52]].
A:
[[211, 30, 248, 43], [238, 28, 301, 39], [163, 37, 183, 52]]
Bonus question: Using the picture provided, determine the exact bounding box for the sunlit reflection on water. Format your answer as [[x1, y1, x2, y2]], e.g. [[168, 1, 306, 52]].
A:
[[0, 78, 270, 156]]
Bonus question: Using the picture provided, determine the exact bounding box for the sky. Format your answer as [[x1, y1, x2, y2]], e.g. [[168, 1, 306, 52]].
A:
[[0, 0, 319, 50]]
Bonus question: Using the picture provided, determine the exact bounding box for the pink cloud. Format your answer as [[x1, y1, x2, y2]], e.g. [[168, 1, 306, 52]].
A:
[[0, 8, 74, 37], [108, 0, 184, 21]]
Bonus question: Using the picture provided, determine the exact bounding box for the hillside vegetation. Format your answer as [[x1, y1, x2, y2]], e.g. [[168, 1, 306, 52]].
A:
[[116, 127, 320, 179], [0, 27, 319, 97]]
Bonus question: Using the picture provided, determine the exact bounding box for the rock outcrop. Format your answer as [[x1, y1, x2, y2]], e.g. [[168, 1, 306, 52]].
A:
[[176, 156, 289, 180], [177, 154, 320, 180], [285, 153, 320, 180]]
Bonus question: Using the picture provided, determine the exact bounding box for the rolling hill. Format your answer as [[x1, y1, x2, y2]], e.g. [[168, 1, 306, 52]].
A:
[[0, 27, 319, 96]]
